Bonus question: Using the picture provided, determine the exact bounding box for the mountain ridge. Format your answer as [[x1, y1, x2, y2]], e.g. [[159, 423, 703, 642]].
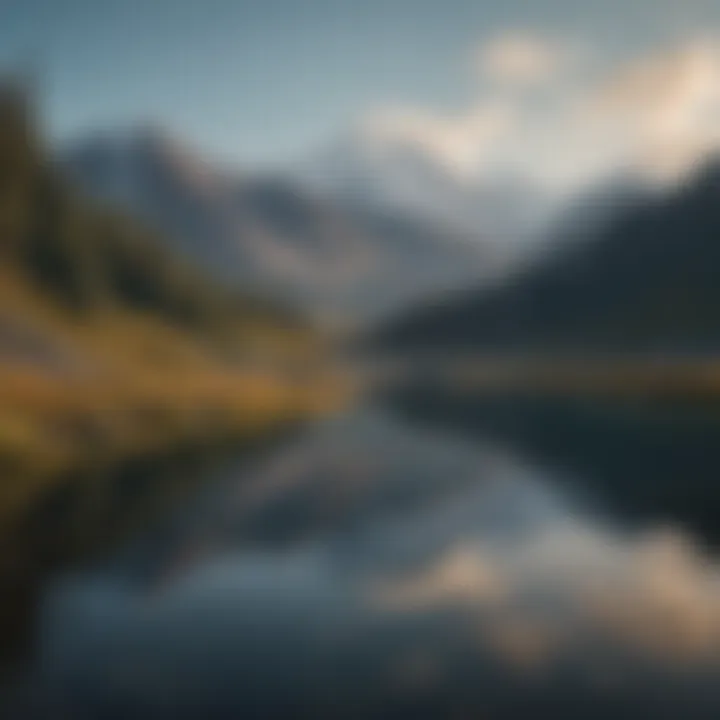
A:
[[62, 126, 491, 325], [378, 157, 720, 354]]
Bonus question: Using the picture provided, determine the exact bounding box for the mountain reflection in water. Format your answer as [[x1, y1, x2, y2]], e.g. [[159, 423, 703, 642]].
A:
[[6, 405, 720, 719]]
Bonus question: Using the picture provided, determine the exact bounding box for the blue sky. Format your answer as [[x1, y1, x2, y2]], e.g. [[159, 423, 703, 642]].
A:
[[1, 0, 718, 166]]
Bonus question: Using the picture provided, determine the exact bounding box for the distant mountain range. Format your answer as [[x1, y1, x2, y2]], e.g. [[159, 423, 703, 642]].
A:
[[380, 159, 720, 354], [62, 127, 493, 325], [298, 122, 559, 247]]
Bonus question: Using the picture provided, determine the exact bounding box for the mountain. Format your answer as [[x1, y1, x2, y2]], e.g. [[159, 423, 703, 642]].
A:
[[379, 159, 720, 354], [0, 85, 357, 674], [0, 82, 343, 506], [2, 106, 216, 330], [0, 102, 296, 344], [298, 122, 560, 251], [63, 128, 490, 325]]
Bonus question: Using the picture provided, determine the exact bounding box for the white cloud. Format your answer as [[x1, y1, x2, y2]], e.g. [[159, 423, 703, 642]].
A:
[[363, 34, 720, 193], [590, 38, 720, 182], [478, 32, 574, 86], [376, 543, 510, 609], [362, 101, 516, 177], [372, 524, 720, 670]]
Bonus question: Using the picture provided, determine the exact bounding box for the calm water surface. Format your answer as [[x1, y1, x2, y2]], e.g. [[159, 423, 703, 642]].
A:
[[5, 399, 720, 719]]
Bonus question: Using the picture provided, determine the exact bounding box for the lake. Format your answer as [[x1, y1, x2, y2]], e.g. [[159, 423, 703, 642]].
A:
[[4, 392, 720, 719]]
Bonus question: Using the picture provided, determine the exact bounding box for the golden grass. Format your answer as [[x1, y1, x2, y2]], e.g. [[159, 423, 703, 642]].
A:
[[0, 363, 351, 525], [0, 275, 353, 531], [452, 358, 720, 399]]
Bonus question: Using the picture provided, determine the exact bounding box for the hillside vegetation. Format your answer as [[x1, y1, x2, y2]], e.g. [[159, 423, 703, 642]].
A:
[[0, 84, 348, 528]]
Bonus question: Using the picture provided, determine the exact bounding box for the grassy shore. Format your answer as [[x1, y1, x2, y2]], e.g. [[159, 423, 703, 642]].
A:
[[438, 357, 720, 401], [0, 275, 352, 535]]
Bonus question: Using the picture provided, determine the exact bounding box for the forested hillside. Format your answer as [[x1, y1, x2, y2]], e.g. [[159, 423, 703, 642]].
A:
[[0, 85, 299, 339], [0, 83, 345, 529]]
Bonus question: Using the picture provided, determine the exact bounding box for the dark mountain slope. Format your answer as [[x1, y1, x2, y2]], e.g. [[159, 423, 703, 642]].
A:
[[381, 162, 720, 354]]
